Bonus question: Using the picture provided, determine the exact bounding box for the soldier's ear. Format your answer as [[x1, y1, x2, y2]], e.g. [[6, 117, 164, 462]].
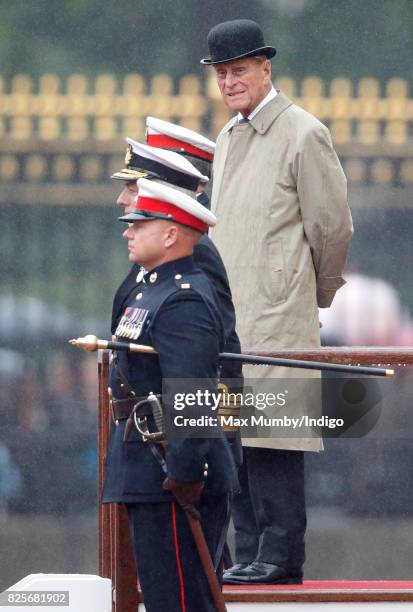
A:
[[164, 224, 179, 248]]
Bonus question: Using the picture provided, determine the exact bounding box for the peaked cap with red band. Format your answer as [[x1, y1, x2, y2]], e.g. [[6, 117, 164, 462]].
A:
[[146, 117, 215, 162], [111, 138, 208, 189], [119, 178, 217, 233]]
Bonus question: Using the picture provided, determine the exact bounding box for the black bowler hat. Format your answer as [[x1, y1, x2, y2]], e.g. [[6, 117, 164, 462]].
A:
[[200, 19, 276, 65]]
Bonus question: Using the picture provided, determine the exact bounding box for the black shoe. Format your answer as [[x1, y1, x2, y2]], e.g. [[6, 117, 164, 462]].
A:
[[223, 561, 303, 585], [222, 563, 250, 583]]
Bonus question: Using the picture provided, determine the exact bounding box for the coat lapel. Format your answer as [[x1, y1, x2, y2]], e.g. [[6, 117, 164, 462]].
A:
[[211, 116, 237, 215], [212, 91, 293, 215], [249, 91, 293, 135]]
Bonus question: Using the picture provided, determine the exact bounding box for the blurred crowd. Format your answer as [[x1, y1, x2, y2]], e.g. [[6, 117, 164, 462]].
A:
[[0, 349, 98, 515], [319, 271, 413, 347], [311, 271, 413, 517], [1, 271, 412, 518]]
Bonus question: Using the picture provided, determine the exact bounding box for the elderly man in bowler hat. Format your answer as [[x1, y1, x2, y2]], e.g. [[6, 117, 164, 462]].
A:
[[201, 19, 353, 584]]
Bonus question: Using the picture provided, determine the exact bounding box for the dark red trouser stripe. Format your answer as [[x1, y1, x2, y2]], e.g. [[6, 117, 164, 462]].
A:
[[171, 502, 186, 612]]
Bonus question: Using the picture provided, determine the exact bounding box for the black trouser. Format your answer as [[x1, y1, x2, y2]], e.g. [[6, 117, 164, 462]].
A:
[[126, 495, 229, 612], [232, 447, 306, 569]]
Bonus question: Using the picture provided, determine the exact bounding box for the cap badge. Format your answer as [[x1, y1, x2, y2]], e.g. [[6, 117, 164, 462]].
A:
[[125, 144, 133, 167]]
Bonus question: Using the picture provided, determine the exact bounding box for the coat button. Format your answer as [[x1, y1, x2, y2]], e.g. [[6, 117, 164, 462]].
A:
[[149, 272, 157, 283], [136, 292, 143, 300], [175, 274, 182, 280]]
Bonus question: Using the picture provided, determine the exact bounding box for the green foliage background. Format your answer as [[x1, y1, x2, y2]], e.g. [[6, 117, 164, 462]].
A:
[[1, 0, 413, 323], [1, 0, 412, 82]]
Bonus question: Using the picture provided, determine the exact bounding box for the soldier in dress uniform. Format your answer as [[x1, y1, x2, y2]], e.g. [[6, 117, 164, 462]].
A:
[[102, 178, 239, 612], [111, 130, 244, 460]]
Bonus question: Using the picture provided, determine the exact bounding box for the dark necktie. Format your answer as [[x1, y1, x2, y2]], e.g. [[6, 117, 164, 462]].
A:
[[238, 117, 249, 124]]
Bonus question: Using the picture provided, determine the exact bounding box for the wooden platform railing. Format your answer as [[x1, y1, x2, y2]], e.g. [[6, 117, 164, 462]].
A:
[[97, 347, 413, 611]]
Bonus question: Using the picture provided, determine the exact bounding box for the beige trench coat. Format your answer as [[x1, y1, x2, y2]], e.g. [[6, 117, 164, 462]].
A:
[[211, 91, 353, 451]]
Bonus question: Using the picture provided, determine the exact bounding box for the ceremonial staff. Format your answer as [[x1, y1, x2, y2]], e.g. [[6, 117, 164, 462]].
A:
[[184, 511, 227, 612], [72, 335, 228, 610], [69, 335, 394, 377], [71, 333, 393, 611]]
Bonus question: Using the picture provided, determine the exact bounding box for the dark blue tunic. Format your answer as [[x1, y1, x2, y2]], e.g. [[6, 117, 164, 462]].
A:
[[102, 255, 238, 503], [110, 234, 243, 381]]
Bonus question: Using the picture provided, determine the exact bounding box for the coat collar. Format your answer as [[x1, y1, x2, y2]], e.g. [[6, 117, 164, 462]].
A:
[[221, 90, 293, 136], [143, 255, 196, 285]]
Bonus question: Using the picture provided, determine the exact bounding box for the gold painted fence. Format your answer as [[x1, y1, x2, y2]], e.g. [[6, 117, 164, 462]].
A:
[[1, 73, 412, 143], [1, 73, 413, 201]]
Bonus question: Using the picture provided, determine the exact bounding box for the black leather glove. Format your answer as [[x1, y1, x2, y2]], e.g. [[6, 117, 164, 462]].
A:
[[163, 477, 204, 520]]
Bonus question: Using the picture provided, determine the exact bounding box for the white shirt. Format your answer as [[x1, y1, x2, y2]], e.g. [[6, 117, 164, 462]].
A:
[[237, 86, 278, 122]]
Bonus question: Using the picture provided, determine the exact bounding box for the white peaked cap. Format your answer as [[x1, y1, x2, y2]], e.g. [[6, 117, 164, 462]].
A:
[[119, 177, 217, 233], [111, 137, 209, 187], [126, 138, 209, 182], [146, 117, 215, 159]]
